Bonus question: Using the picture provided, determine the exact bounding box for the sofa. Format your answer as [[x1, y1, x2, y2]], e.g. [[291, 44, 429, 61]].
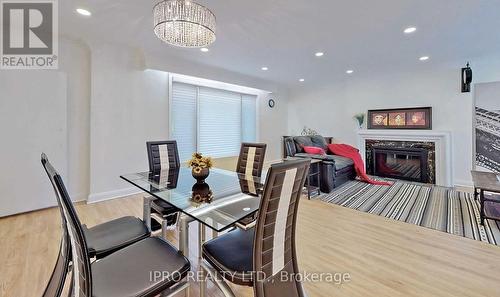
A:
[[283, 135, 356, 193]]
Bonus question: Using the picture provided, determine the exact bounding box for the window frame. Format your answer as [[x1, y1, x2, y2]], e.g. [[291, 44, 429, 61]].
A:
[[168, 74, 261, 160]]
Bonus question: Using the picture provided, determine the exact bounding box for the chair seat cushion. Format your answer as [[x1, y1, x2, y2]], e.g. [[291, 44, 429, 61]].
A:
[[83, 216, 150, 258], [92, 237, 190, 297], [151, 198, 178, 215], [202, 228, 254, 286]]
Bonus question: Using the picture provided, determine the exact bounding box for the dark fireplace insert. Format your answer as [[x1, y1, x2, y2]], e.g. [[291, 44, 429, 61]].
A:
[[365, 140, 436, 184], [371, 146, 429, 183]]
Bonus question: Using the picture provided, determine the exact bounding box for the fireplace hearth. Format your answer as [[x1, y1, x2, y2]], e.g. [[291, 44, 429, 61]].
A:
[[366, 140, 436, 184]]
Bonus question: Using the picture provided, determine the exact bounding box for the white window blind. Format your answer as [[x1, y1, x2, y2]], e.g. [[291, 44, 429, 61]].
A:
[[198, 87, 242, 158], [242, 94, 257, 143], [171, 83, 197, 162], [171, 81, 257, 161]]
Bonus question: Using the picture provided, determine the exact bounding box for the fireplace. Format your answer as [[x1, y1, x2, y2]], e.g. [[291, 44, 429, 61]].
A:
[[372, 146, 429, 183], [365, 140, 436, 184], [358, 130, 452, 186]]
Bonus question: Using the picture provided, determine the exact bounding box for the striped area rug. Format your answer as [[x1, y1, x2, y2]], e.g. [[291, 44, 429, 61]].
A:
[[319, 179, 500, 246]]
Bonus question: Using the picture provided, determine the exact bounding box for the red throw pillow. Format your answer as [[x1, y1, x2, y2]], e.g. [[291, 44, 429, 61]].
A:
[[303, 146, 326, 155]]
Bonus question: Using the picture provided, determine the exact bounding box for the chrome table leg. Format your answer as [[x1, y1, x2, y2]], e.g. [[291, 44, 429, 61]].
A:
[[198, 222, 206, 259], [143, 195, 154, 231], [178, 214, 193, 256]]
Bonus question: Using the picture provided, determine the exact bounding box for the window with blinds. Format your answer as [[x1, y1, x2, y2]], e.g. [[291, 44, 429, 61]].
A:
[[171, 82, 257, 160]]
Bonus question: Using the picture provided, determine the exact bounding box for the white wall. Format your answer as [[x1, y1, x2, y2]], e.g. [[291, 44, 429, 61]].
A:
[[88, 43, 171, 202], [0, 71, 68, 216], [288, 59, 500, 187], [0, 38, 288, 213], [87, 43, 288, 202], [59, 38, 91, 202], [0, 37, 91, 216], [258, 90, 288, 162]]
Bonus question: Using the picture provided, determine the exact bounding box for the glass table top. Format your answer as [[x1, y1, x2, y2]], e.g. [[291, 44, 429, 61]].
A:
[[121, 167, 264, 232]]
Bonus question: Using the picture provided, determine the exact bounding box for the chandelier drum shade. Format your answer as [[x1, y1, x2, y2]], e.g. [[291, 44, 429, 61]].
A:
[[153, 0, 216, 48]]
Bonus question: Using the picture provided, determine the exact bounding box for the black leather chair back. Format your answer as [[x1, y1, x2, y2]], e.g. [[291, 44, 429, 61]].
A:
[[236, 143, 267, 177], [283, 136, 297, 158], [253, 159, 310, 297], [146, 141, 180, 172], [41, 153, 92, 297]]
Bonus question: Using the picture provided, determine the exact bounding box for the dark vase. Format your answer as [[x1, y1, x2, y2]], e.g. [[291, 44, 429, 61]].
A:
[[192, 167, 209, 182], [191, 182, 213, 204]]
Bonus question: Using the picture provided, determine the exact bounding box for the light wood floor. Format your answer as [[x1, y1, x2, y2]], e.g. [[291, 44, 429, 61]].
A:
[[1, 195, 500, 297]]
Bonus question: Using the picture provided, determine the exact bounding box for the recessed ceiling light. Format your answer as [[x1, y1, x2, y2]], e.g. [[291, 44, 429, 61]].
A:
[[315, 52, 324, 57], [404, 27, 417, 34], [419, 56, 429, 61], [299, 78, 305, 82], [261, 66, 268, 71], [76, 8, 91, 16], [346, 70, 354, 74], [200, 48, 209, 52]]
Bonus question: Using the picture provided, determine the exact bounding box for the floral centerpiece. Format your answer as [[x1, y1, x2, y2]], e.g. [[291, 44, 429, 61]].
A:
[[187, 152, 213, 182], [190, 182, 213, 206]]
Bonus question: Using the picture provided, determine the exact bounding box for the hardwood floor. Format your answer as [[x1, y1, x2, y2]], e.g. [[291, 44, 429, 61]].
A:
[[1, 195, 500, 297]]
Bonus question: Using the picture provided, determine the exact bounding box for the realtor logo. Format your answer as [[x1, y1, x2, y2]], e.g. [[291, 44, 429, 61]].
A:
[[1, 0, 58, 69]]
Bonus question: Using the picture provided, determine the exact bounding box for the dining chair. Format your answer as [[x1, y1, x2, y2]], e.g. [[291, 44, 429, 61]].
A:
[[39, 162, 150, 260], [234, 143, 267, 230], [144, 140, 181, 236], [200, 159, 311, 297], [199, 143, 267, 249], [41, 153, 190, 297], [236, 142, 267, 177]]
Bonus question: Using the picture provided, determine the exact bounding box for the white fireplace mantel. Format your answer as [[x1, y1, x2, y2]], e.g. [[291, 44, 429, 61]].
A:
[[357, 130, 453, 187]]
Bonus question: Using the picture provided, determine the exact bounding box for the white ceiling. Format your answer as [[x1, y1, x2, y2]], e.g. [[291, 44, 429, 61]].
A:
[[60, 0, 500, 87]]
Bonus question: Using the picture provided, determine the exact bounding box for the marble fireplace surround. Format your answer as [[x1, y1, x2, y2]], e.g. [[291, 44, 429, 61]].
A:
[[357, 130, 453, 187]]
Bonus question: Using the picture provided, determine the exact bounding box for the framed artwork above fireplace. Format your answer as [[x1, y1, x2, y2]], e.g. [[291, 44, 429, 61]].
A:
[[368, 107, 432, 130]]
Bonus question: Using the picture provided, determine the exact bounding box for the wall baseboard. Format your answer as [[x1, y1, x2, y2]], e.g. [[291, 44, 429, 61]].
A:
[[87, 187, 143, 204], [71, 193, 88, 202]]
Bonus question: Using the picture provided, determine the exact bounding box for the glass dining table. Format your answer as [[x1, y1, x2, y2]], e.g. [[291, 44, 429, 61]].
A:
[[121, 167, 264, 256]]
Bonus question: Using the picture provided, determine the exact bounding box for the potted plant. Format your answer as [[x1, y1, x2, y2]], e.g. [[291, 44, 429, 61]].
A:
[[353, 113, 365, 129], [188, 152, 213, 182]]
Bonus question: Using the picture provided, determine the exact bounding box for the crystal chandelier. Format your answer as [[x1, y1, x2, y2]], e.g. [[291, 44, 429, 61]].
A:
[[153, 0, 216, 48]]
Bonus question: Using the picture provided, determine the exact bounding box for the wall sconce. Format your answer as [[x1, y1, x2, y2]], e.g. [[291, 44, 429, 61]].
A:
[[461, 62, 472, 93]]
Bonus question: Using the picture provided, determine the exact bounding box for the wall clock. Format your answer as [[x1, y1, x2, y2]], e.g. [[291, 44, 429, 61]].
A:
[[268, 99, 276, 108]]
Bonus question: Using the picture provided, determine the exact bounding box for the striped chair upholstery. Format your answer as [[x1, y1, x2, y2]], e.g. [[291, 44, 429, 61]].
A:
[[236, 143, 267, 177], [146, 141, 180, 171], [253, 159, 310, 297], [235, 143, 267, 228], [145, 141, 181, 232], [201, 159, 310, 297]]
